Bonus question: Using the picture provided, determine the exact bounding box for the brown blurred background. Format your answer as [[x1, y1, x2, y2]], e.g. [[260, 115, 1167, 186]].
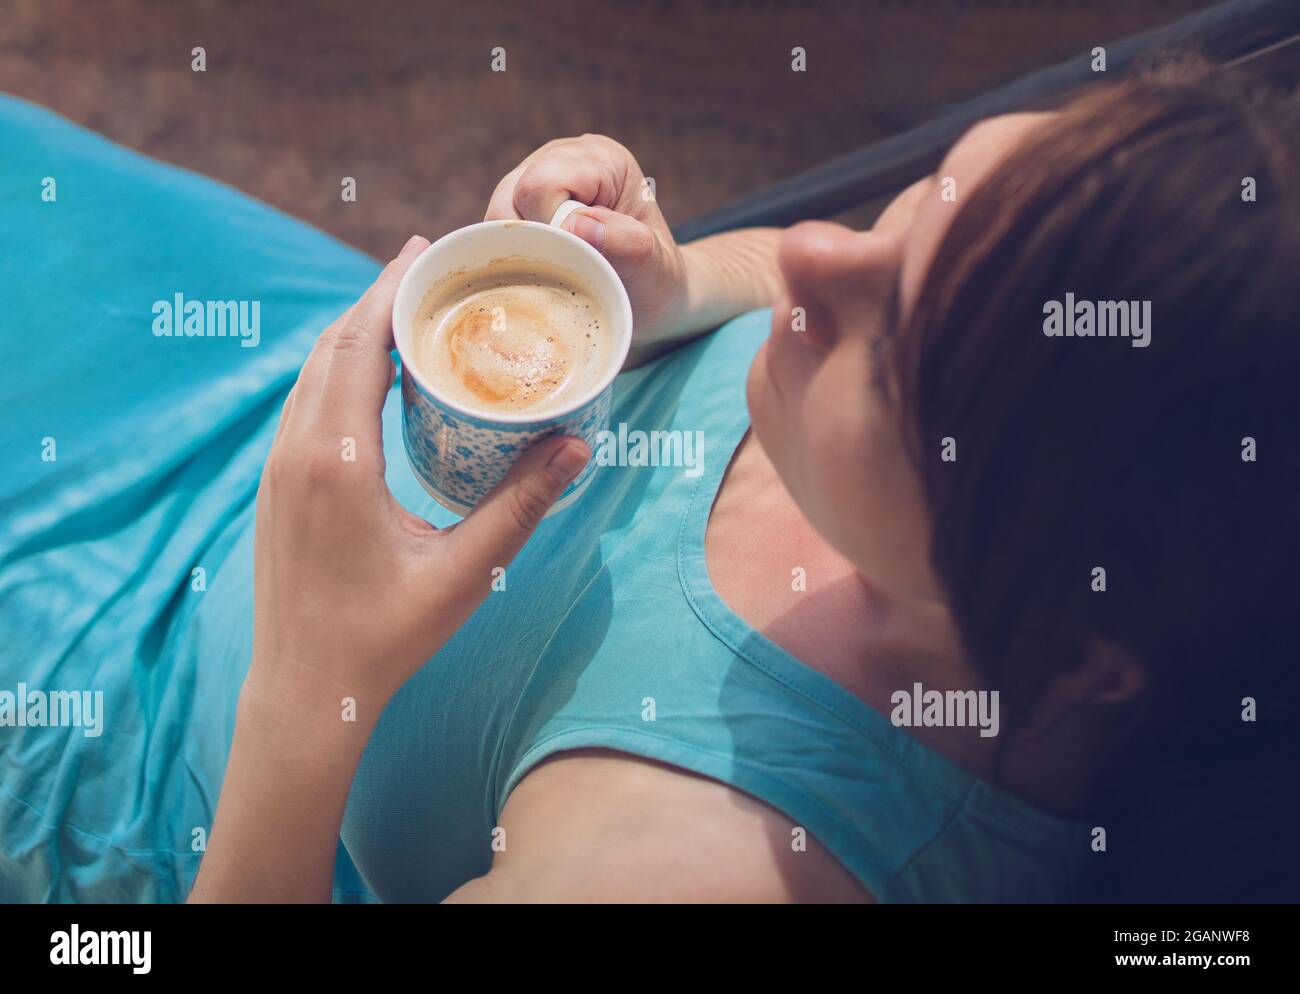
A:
[[0, 0, 1215, 258]]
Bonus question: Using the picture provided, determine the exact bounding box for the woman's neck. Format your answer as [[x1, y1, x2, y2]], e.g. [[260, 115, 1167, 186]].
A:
[[707, 432, 1100, 815], [706, 432, 962, 713]]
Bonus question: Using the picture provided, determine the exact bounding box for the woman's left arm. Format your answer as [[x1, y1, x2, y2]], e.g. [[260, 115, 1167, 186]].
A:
[[188, 236, 590, 903]]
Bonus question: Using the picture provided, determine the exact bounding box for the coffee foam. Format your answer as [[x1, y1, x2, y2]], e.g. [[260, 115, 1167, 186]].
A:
[[412, 257, 612, 416]]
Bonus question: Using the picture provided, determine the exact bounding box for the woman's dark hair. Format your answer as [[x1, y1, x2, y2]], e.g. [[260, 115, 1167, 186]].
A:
[[896, 57, 1300, 900]]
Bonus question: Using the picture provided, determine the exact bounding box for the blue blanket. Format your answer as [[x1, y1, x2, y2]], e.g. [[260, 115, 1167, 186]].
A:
[[0, 94, 383, 901]]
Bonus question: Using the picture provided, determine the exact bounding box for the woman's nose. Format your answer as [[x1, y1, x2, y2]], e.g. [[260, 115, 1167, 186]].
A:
[[778, 221, 902, 327]]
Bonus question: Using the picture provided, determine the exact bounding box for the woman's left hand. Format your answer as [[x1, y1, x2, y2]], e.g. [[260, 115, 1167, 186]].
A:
[[248, 234, 590, 720], [191, 236, 587, 903], [190, 235, 587, 902]]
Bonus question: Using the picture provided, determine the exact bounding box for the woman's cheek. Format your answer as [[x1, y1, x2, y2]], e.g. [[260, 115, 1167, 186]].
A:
[[805, 366, 873, 488], [807, 418, 846, 490]]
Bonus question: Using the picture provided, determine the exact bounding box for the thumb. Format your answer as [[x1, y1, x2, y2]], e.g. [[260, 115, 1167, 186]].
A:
[[446, 435, 591, 574], [563, 206, 657, 278]]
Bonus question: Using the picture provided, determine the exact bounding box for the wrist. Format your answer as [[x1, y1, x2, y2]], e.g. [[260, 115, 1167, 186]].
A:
[[238, 654, 385, 761], [193, 658, 373, 903], [676, 241, 720, 336], [676, 229, 784, 336]]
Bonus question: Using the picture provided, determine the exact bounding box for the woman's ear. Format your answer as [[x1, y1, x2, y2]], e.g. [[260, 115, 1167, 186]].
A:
[[1016, 638, 1147, 740]]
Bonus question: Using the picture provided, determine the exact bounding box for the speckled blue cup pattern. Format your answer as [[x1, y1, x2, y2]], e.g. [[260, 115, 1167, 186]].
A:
[[400, 366, 610, 511], [392, 211, 632, 516]]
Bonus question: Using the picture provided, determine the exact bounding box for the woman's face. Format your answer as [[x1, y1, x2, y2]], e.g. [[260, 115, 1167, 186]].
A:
[[747, 113, 1052, 602]]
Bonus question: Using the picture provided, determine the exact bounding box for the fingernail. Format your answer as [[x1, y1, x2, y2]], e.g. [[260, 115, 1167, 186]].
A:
[[401, 235, 424, 255], [567, 213, 606, 253], [547, 441, 589, 487]]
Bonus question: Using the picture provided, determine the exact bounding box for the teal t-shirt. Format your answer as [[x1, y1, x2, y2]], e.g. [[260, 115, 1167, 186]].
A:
[[0, 94, 1087, 903], [344, 311, 1088, 903]]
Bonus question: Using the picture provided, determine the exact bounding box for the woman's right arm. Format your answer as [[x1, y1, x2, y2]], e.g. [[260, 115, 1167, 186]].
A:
[[647, 226, 784, 366], [485, 134, 783, 368]]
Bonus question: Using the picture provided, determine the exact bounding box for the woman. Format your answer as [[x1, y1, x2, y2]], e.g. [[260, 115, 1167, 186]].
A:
[[3, 62, 1295, 902]]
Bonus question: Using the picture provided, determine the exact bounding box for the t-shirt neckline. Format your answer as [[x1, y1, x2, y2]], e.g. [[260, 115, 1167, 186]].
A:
[[673, 404, 1090, 837]]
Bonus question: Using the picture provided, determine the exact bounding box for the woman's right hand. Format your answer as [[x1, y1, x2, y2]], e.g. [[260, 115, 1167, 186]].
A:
[[485, 134, 689, 347]]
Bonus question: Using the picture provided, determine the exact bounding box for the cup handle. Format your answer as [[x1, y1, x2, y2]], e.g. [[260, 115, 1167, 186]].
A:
[[549, 198, 587, 230]]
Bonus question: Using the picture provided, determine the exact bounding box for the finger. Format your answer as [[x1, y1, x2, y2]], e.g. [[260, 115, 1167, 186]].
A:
[[292, 301, 358, 420], [485, 162, 527, 221], [511, 148, 626, 224], [484, 137, 586, 220], [558, 205, 658, 277], [317, 235, 428, 433], [441, 435, 590, 580], [272, 381, 299, 444]]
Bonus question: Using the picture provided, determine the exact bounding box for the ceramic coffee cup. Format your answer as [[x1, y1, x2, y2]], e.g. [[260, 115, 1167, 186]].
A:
[[391, 200, 633, 516]]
